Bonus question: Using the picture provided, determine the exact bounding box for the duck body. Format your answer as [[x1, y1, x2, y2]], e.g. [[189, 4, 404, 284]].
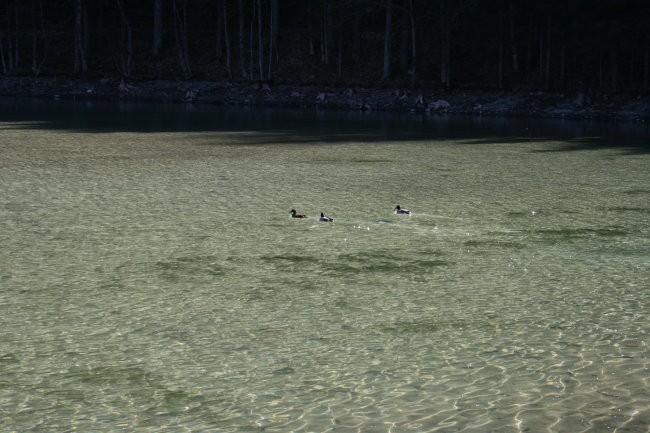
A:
[[394, 205, 411, 215], [290, 209, 307, 218], [319, 212, 334, 222]]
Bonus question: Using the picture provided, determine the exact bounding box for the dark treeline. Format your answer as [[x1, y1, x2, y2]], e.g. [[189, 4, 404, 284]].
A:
[[1, 0, 648, 93]]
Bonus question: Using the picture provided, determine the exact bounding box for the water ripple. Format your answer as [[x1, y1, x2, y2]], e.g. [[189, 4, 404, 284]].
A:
[[1, 113, 648, 432]]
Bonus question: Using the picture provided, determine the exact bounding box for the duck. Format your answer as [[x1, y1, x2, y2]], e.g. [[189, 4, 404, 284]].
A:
[[319, 212, 334, 222], [290, 209, 307, 218], [394, 205, 411, 215]]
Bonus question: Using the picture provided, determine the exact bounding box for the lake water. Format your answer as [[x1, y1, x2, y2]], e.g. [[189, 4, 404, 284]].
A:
[[1, 99, 648, 432]]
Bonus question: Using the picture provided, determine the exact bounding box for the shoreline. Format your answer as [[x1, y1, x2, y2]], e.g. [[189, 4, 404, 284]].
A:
[[1, 76, 649, 123]]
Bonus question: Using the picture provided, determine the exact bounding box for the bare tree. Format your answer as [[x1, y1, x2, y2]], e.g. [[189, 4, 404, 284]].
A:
[[116, 0, 133, 77], [223, 0, 232, 78], [267, 0, 278, 80], [153, 0, 163, 56], [408, 0, 417, 86], [321, 0, 330, 65], [172, 0, 192, 79], [249, 0, 254, 78], [3, 6, 13, 71], [508, 0, 519, 73], [307, 2, 315, 56], [438, 0, 473, 89], [643, 35, 650, 90], [559, 43, 565, 87], [238, 0, 247, 78], [216, 1, 223, 59], [497, 42, 503, 88], [496, 5, 505, 88], [0, 3, 24, 71], [440, 0, 451, 88], [13, 4, 18, 68], [257, 0, 263, 80], [610, 48, 618, 92], [74, 0, 87, 74], [30, 0, 47, 76], [0, 33, 6, 73], [399, 8, 408, 71], [351, 14, 360, 61], [381, 0, 393, 80], [544, 14, 551, 89]]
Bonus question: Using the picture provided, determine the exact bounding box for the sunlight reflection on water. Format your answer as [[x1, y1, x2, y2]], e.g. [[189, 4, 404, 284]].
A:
[[0, 100, 649, 432]]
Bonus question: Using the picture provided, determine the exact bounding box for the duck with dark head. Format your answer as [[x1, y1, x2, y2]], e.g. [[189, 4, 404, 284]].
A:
[[290, 209, 307, 218], [394, 205, 411, 215]]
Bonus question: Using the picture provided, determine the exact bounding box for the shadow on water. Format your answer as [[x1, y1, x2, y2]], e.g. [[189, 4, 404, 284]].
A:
[[1, 97, 648, 153], [459, 135, 650, 155], [530, 136, 650, 155]]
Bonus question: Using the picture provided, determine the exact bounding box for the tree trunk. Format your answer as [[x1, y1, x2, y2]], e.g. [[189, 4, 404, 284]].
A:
[[440, 0, 451, 89], [558, 43, 566, 88], [352, 15, 360, 62], [0, 35, 6, 73], [399, 11, 408, 71], [153, 0, 162, 56], [82, 1, 89, 57], [223, 0, 232, 78], [409, 0, 417, 86], [215, 1, 223, 59], [257, 0, 263, 81], [172, 0, 192, 79], [643, 36, 650, 90], [610, 49, 618, 92], [5, 5, 13, 70], [116, 0, 133, 77], [321, 0, 330, 65], [249, 1, 254, 78], [381, 0, 392, 80], [598, 50, 604, 89], [307, 2, 315, 56], [337, 30, 342, 76], [498, 42, 503, 88], [525, 16, 533, 73], [31, 0, 37, 74], [238, 0, 247, 78], [508, 0, 519, 73], [31, 0, 47, 76], [13, 5, 18, 68], [537, 23, 543, 83], [267, 0, 278, 80], [544, 14, 551, 89], [74, 0, 87, 74]]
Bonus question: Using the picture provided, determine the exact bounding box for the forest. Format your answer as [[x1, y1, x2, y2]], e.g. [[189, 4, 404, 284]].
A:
[[1, 0, 648, 94]]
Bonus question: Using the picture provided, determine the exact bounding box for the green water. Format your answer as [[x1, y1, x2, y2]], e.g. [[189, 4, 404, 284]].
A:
[[1, 100, 648, 432]]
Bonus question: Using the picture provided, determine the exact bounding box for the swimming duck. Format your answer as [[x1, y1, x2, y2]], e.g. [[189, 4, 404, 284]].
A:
[[290, 209, 307, 218], [395, 205, 411, 215], [319, 212, 334, 222]]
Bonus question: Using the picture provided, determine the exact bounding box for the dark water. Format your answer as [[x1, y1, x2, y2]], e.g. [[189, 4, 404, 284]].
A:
[[2, 97, 648, 145]]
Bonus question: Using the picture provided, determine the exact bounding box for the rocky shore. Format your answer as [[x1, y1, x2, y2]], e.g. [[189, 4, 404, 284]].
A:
[[1, 76, 649, 122]]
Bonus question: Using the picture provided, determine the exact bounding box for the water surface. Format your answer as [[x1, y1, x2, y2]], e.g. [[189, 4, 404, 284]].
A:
[[1, 99, 648, 432]]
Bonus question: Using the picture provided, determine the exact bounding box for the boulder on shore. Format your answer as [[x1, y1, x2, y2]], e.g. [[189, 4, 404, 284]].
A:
[[1, 76, 648, 122]]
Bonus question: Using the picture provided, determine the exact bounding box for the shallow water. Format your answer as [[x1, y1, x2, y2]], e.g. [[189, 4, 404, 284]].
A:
[[1, 100, 649, 432]]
